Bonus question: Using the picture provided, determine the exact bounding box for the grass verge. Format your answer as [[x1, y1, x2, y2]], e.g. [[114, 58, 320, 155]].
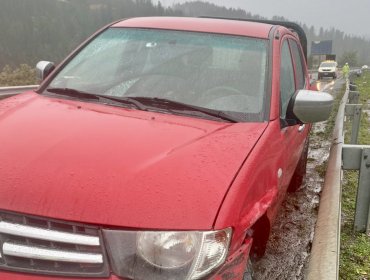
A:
[[340, 71, 370, 280]]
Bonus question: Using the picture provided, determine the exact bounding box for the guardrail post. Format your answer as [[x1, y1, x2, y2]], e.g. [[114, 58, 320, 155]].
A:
[[342, 145, 370, 233], [349, 84, 358, 91], [345, 104, 362, 144], [352, 106, 362, 144], [358, 148, 370, 233], [367, 203, 370, 236], [348, 91, 360, 104]]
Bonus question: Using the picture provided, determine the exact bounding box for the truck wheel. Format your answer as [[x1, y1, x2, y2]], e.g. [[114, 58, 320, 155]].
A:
[[288, 138, 309, 192], [243, 259, 254, 280]]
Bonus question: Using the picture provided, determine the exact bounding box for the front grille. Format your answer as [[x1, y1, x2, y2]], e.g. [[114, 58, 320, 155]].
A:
[[0, 210, 109, 277]]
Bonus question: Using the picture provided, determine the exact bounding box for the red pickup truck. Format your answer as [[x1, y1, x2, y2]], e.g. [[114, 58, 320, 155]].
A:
[[0, 17, 333, 279]]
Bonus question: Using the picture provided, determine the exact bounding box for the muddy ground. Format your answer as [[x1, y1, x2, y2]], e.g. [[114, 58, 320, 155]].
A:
[[253, 78, 345, 280]]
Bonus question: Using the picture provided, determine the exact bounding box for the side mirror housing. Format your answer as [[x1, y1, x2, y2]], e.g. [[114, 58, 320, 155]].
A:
[[36, 61, 55, 82], [288, 89, 333, 123]]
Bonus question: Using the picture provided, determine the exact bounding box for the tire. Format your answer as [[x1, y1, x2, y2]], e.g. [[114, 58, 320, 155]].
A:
[[288, 138, 309, 192], [243, 259, 254, 280]]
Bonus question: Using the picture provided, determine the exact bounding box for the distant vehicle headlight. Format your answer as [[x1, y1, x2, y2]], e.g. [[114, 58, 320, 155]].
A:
[[103, 228, 232, 280]]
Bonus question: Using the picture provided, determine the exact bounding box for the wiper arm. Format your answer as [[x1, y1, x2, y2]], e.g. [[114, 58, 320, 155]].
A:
[[45, 89, 237, 121], [96, 95, 147, 111], [46, 87, 100, 100], [45, 88, 147, 111], [130, 97, 239, 123]]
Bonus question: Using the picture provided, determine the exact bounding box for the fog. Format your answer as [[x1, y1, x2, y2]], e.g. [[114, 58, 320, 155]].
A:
[[157, 0, 370, 39]]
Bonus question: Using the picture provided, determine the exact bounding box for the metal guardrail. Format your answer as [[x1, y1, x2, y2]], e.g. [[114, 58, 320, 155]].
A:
[[306, 81, 348, 280], [342, 145, 370, 234], [0, 85, 38, 99], [341, 72, 370, 234], [342, 70, 370, 232], [308, 74, 370, 279]]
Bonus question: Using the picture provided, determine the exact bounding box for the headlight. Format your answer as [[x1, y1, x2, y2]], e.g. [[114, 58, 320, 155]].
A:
[[137, 231, 199, 269], [103, 228, 232, 280]]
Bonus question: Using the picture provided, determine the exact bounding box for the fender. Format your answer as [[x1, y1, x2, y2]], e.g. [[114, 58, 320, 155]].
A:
[[239, 187, 278, 230], [214, 119, 285, 254]]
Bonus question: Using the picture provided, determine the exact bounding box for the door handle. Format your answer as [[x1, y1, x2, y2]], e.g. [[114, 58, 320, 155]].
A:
[[298, 124, 305, 132]]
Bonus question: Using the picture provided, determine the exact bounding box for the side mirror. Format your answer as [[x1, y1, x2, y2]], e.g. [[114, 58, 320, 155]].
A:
[[36, 61, 55, 82], [288, 89, 333, 123]]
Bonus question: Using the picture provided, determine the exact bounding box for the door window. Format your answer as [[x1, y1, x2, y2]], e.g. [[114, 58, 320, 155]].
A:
[[289, 39, 306, 89], [280, 40, 295, 119]]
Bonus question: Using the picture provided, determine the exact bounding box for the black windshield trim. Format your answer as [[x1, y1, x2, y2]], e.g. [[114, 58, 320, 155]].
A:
[[42, 89, 256, 122], [126, 97, 245, 123], [44, 88, 147, 111]]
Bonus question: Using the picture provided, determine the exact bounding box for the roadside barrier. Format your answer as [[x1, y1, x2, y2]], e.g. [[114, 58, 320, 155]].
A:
[[307, 74, 370, 279], [342, 144, 370, 234], [0, 85, 38, 99], [306, 80, 347, 280], [341, 75, 370, 234]]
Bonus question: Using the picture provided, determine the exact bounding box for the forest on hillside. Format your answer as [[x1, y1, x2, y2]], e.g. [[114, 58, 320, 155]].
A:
[[174, 1, 370, 67], [0, 0, 181, 69], [0, 0, 369, 73]]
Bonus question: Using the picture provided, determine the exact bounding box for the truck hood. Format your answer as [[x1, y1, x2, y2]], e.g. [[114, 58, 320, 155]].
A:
[[0, 93, 267, 230]]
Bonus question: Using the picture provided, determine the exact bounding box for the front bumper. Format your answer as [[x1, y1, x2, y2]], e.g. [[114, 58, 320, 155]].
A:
[[0, 240, 253, 280], [318, 71, 336, 77]]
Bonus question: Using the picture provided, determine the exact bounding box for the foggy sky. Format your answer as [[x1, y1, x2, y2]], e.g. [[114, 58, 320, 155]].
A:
[[158, 0, 370, 39]]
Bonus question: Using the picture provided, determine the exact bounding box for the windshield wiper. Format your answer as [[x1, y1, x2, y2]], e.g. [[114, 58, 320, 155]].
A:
[[46, 87, 100, 100], [128, 97, 239, 123], [45, 88, 147, 111], [44, 89, 238, 122], [97, 95, 147, 111]]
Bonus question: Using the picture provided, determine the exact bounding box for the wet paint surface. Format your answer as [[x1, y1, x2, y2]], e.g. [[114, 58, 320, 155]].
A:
[[0, 93, 267, 229]]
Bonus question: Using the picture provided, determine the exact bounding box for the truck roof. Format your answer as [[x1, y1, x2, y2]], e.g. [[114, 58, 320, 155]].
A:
[[112, 17, 308, 60], [112, 17, 273, 39]]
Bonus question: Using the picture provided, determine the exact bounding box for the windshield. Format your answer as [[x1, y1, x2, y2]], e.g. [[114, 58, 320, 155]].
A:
[[320, 62, 336, 67], [48, 28, 268, 122]]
